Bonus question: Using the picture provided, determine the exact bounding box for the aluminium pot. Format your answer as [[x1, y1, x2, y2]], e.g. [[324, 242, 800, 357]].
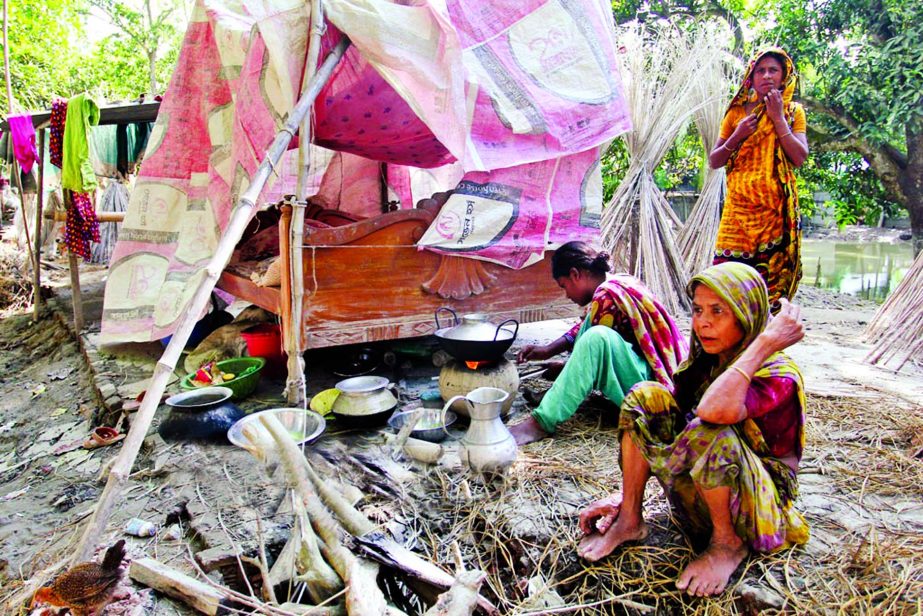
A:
[[433, 308, 519, 362], [331, 375, 399, 427]]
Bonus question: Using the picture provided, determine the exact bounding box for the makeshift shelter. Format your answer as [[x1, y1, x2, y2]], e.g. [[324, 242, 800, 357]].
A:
[[599, 23, 710, 316], [76, 0, 633, 566], [100, 0, 632, 388]]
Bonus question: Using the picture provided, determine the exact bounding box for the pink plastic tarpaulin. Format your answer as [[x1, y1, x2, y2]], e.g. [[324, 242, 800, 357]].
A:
[[101, 0, 630, 344]]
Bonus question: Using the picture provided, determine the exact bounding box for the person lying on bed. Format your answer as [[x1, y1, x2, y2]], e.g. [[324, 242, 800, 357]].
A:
[[577, 262, 809, 597], [509, 241, 687, 445]]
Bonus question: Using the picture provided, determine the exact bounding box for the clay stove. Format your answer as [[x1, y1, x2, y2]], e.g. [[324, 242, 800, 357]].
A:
[[438, 358, 519, 418]]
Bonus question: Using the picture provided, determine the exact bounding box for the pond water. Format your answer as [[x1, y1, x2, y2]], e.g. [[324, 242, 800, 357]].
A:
[[801, 239, 915, 302]]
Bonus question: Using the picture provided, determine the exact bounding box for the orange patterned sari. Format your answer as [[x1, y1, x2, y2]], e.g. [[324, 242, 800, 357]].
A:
[[713, 48, 805, 310]]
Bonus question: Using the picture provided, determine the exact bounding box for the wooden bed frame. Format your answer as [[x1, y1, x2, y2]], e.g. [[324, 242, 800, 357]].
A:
[[218, 204, 578, 352]]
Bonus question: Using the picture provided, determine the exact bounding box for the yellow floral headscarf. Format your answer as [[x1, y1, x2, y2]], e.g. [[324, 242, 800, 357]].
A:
[[728, 47, 798, 112]]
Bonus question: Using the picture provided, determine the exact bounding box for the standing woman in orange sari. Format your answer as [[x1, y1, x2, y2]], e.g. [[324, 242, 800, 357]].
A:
[[709, 48, 809, 312]]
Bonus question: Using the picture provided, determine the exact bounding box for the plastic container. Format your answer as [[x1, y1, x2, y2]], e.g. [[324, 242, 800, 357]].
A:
[[241, 323, 282, 358], [241, 323, 284, 376], [180, 357, 265, 400]]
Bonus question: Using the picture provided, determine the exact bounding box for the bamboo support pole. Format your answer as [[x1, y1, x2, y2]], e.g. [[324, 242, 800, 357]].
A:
[[62, 191, 85, 332], [45, 210, 125, 223], [33, 128, 45, 320], [279, 197, 304, 405], [285, 197, 306, 404], [71, 37, 352, 564], [286, 0, 326, 404], [68, 253, 84, 331], [11, 160, 37, 280]]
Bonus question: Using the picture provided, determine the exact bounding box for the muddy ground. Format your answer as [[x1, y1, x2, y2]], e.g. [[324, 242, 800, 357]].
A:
[[0, 236, 920, 615]]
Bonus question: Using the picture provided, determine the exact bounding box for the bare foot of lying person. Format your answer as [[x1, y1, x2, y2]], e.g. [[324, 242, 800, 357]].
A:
[[576, 510, 649, 562], [508, 415, 550, 445], [675, 539, 748, 597]]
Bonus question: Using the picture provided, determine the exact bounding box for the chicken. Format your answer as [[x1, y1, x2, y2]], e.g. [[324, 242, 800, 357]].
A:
[[31, 540, 126, 616]]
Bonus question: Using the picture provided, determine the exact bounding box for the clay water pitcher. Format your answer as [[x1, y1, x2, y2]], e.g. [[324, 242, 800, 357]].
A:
[[442, 387, 517, 473]]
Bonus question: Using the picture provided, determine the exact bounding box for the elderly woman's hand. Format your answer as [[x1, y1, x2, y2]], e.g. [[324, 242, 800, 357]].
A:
[[760, 299, 804, 353]]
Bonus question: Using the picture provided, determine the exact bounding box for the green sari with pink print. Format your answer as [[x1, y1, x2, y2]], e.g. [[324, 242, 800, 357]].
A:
[[619, 262, 809, 553]]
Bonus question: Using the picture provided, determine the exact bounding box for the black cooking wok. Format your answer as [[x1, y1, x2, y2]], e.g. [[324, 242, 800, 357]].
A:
[[433, 308, 519, 362]]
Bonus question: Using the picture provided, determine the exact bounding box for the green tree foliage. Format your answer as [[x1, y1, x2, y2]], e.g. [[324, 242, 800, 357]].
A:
[[86, 0, 184, 96], [1, 0, 89, 111], [798, 151, 901, 227], [1, 0, 185, 113]]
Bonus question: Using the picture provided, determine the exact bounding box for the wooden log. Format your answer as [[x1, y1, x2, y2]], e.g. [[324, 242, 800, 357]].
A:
[[129, 557, 223, 615], [70, 37, 352, 565], [354, 533, 498, 615]]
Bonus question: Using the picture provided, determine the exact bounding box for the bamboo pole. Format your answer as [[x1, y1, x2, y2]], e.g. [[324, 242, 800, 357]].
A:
[[45, 210, 125, 223], [3, 0, 41, 305], [33, 128, 44, 320], [286, 0, 326, 404], [62, 190, 85, 332], [1, 0, 11, 232], [2, 0, 11, 110], [71, 37, 351, 564]]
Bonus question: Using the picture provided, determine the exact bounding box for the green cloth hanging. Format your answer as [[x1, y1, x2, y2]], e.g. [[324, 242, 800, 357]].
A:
[[61, 93, 101, 192]]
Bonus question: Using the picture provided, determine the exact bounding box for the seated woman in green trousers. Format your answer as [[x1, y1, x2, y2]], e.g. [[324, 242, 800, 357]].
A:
[[509, 242, 687, 445]]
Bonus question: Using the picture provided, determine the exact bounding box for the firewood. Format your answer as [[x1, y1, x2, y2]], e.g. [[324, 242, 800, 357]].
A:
[[129, 558, 223, 615], [423, 570, 487, 616], [260, 415, 402, 616]]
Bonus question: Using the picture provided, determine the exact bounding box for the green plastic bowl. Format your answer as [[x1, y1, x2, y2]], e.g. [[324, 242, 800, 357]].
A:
[[181, 357, 266, 400]]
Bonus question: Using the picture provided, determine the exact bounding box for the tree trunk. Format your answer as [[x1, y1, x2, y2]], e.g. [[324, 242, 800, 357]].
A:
[[901, 180, 923, 257], [899, 122, 923, 257]]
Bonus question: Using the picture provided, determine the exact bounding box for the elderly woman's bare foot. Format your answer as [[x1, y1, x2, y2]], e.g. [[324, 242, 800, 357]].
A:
[[675, 539, 748, 597], [576, 513, 648, 562]]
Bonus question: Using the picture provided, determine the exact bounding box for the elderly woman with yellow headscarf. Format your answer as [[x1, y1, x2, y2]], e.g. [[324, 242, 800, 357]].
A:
[[709, 48, 809, 312], [576, 263, 809, 597]]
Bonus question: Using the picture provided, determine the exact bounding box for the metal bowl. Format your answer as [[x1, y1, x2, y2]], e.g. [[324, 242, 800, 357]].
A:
[[227, 408, 326, 452], [388, 409, 457, 443]]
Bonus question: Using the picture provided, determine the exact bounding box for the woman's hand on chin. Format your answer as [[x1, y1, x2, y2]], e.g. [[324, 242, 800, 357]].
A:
[[760, 299, 804, 353]]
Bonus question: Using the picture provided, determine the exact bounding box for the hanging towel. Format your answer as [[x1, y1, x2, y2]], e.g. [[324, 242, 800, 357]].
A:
[[7, 114, 39, 174], [91, 181, 129, 264], [61, 93, 100, 192], [49, 98, 68, 168]]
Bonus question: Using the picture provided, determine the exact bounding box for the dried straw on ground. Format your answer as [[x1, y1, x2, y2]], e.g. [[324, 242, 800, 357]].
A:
[[600, 23, 711, 316], [393, 391, 922, 614], [676, 26, 740, 276], [864, 249, 923, 370]]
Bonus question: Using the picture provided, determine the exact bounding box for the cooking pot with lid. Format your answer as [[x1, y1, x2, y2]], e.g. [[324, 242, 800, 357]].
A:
[[331, 375, 398, 427], [433, 308, 519, 362]]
